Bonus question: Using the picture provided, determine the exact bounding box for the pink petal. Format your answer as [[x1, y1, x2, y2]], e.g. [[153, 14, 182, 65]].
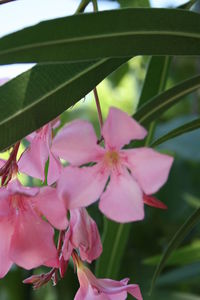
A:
[[10, 205, 58, 269], [62, 229, 73, 262], [0, 218, 14, 278], [0, 190, 11, 217], [18, 136, 49, 181], [7, 179, 39, 197], [125, 148, 174, 195], [47, 151, 62, 185], [33, 187, 68, 230], [102, 107, 147, 150], [52, 120, 102, 165], [70, 208, 102, 263], [143, 194, 168, 210], [99, 170, 144, 223], [57, 165, 108, 209]]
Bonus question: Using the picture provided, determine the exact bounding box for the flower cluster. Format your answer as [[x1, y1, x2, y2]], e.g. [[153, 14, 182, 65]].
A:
[[0, 106, 173, 299]]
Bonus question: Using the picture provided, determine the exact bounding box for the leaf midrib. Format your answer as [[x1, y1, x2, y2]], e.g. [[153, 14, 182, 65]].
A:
[[1, 30, 200, 56], [0, 59, 108, 126]]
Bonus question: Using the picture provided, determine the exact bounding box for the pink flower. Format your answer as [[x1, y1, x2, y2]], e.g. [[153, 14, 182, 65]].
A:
[[0, 179, 67, 278], [53, 107, 173, 223], [18, 120, 62, 185], [73, 253, 143, 300], [62, 208, 102, 264]]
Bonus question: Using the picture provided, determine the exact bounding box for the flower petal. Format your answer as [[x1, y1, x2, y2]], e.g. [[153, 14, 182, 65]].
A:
[[99, 170, 144, 223], [10, 206, 58, 269], [7, 179, 39, 197], [18, 137, 49, 181], [70, 208, 102, 263], [102, 107, 147, 150], [52, 120, 102, 165], [33, 187, 68, 230], [126, 148, 174, 195], [47, 151, 62, 185], [0, 218, 14, 278], [57, 165, 108, 209]]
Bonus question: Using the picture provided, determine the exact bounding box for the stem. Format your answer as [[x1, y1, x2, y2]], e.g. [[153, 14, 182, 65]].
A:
[[92, 0, 98, 12], [76, 0, 91, 13], [93, 87, 103, 129]]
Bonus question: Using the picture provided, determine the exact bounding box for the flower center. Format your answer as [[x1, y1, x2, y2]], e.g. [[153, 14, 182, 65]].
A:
[[104, 150, 119, 166]]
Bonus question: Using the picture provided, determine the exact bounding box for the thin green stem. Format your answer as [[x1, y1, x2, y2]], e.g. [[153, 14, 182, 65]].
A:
[[93, 87, 103, 129], [76, 0, 91, 13], [92, 0, 98, 12]]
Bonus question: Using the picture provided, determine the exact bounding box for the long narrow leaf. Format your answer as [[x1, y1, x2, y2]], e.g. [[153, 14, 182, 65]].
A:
[[134, 75, 200, 126], [138, 56, 171, 108], [0, 58, 127, 151], [150, 207, 200, 293], [95, 219, 131, 278], [151, 118, 200, 147], [0, 9, 200, 64]]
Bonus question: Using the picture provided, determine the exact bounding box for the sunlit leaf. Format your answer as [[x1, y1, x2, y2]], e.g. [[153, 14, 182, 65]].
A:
[[0, 9, 200, 64]]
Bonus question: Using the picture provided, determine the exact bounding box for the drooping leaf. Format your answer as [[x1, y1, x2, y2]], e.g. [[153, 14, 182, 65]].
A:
[[150, 207, 200, 293], [151, 117, 200, 147], [0, 58, 127, 151], [134, 74, 200, 126], [0, 9, 200, 64]]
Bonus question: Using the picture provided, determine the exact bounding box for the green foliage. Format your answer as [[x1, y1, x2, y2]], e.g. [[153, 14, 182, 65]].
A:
[[0, 58, 127, 151], [0, 9, 200, 64]]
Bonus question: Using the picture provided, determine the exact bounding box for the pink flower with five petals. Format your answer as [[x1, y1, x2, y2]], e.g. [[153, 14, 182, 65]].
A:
[[53, 107, 173, 223], [0, 179, 67, 278]]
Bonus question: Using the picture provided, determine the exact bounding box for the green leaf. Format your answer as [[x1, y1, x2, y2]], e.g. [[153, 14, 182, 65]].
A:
[[184, 193, 200, 208], [0, 58, 127, 151], [144, 240, 200, 266], [95, 219, 131, 278], [134, 74, 200, 126], [179, 0, 198, 9], [150, 207, 200, 293], [157, 263, 200, 286], [138, 56, 171, 108], [1, 9, 200, 64], [151, 117, 200, 147]]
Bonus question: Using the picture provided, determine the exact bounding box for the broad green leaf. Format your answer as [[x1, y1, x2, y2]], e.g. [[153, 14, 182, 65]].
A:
[[0, 58, 127, 151], [138, 56, 171, 108], [144, 240, 200, 266], [150, 207, 200, 293], [95, 219, 131, 278], [151, 117, 200, 147], [0, 9, 200, 64], [134, 75, 200, 126]]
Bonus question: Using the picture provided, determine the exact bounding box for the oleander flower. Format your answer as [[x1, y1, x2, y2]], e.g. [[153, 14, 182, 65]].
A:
[[73, 252, 143, 300], [53, 107, 173, 223], [0, 179, 67, 278]]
